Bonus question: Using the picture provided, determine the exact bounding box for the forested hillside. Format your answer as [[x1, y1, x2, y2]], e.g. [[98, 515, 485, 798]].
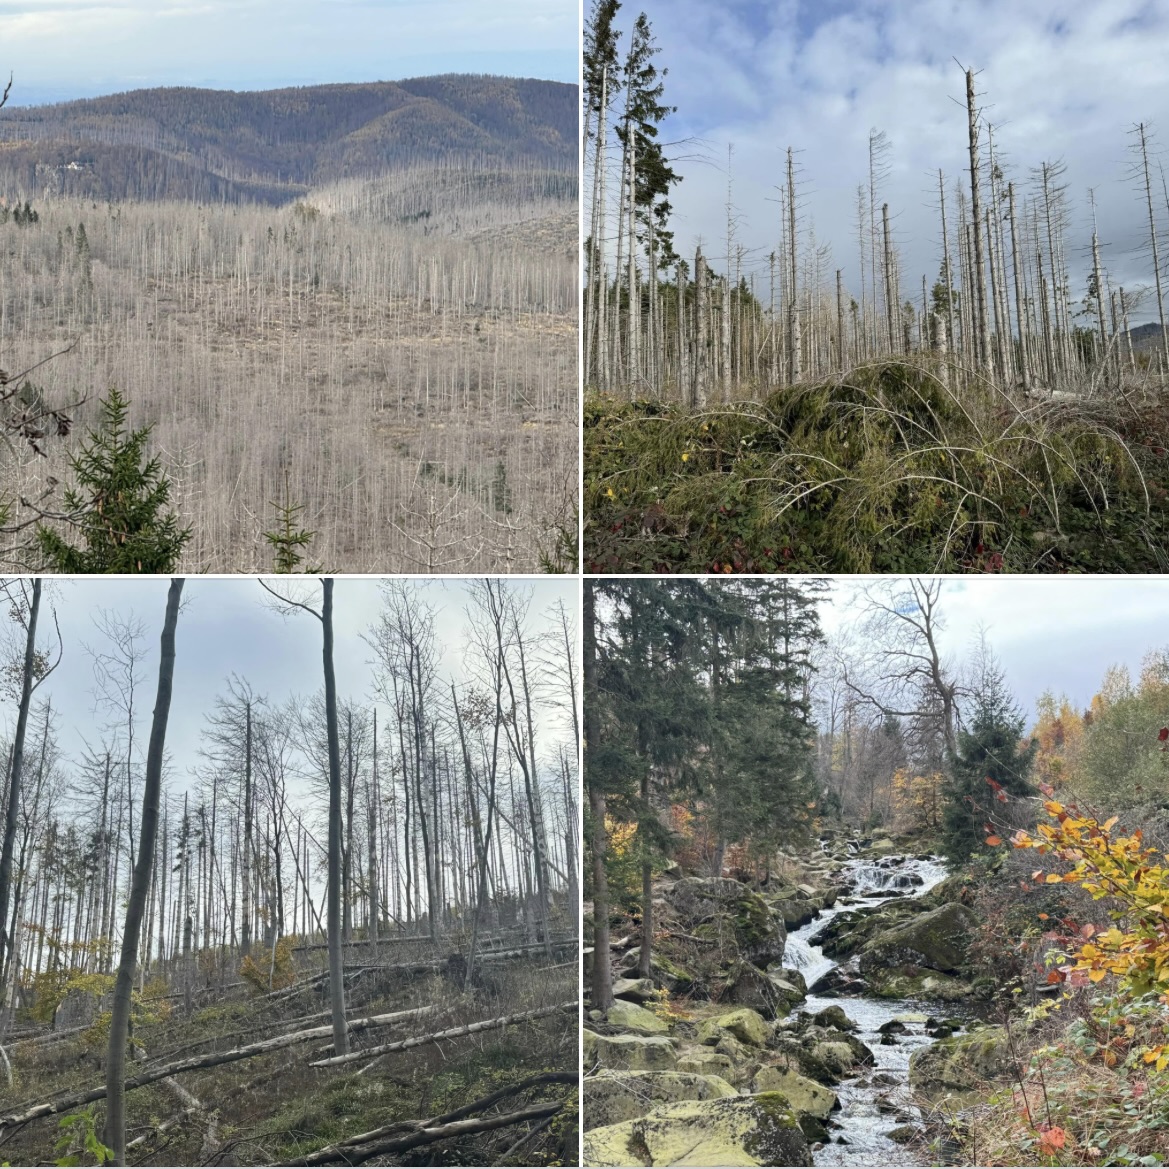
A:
[[0, 77, 576, 204], [0, 577, 579, 1166], [0, 75, 579, 572], [583, 577, 1169, 1167]]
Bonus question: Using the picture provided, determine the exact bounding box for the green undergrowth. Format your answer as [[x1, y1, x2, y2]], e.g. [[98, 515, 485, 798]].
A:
[[584, 361, 1169, 573]]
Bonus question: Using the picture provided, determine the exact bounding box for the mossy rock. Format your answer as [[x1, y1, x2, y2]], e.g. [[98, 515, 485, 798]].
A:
[[697, 1007, 770, 1048], [751, 1065, 838, 1120], [582, 1093, 812, 1167], [584, 1070, 738, 1130], [865, 968, 975, 1002], [606, 999, 671, 1036], [908, 1025, 1010, 1104], [585, 1030, 678, 1072], [676, 1049, 741, 1084], [859, 901, 978, 976]]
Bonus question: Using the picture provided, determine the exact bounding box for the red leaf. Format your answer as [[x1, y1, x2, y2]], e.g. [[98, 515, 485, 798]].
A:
[[985, 776, 1003, 792], [1046, 970, 1062, 984], [985, 835, 1002, 847], [1038, 781, 1055, 797], [1159, 727, 1168, 742], [996, 790, 1008, 803]]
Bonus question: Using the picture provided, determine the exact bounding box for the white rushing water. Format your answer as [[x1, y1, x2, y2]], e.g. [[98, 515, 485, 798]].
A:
[[780, 853, 956, 1166]]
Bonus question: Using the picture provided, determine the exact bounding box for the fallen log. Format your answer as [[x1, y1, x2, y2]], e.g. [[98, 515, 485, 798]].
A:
[[0, 1004, 437, 1133], [278, 1102, 563, 1167], [309, 1001, 577, 1070]]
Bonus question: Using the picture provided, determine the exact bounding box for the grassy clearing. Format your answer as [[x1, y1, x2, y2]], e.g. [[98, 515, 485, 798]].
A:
[[584, 360, 1169, 573]]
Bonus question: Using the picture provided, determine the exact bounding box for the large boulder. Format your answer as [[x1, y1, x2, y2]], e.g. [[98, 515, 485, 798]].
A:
[[859, 901, 978, 984], [606, 999, 671, 1035], [676, 1050, 741, 1084], [584, 1070, 737, 1130], [668, 877, 787, 968], [725, 962, 805, 1019], [585, 1030, 678, 1072], [612, 977, 658, 1004], [908, 1026, 1011, 1104], [752, 1065, 838, 1139], [582, 1094, 812, 1167], [696, 1007, 771, 1048]]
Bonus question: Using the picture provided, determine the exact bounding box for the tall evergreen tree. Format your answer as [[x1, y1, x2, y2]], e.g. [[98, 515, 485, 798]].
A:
[[942, 661, 1036, 863], [617, 14, 680, 270]]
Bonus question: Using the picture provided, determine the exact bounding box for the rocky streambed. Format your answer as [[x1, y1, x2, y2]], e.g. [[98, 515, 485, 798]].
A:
[[584, 840, 1008, 1166]]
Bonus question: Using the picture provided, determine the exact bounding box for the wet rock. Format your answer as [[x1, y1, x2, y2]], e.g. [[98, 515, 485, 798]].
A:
[[866, 969, 975, 1002], [725, 962, 803, 1019], [811, 1005, 856, 1033], [808, 966, 867, 997], [585, 1030, 678, 1072], [886, 1125, 920, 1144], [859, 901, 978, 977], [871, 1072, 897, 1087], [582, 1093, 812, 1167], [877, 1019, 908, 1035], [584, 1070, 738, 1130], [908, 1025, 1011, 1103]]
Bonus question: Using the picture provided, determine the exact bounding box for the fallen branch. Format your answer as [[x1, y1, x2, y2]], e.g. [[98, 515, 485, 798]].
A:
[[0, 1004, 437, 1132], [310, 1001, 576, 1070], [277, 1102, 562, 1167], [273, 1072, 575, 1166]]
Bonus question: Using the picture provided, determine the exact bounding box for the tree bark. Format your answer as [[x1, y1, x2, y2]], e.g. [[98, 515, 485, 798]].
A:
[[105, 578, 183, 1165], [0, 580, 41, 986], [321, 579, 349, 1056]]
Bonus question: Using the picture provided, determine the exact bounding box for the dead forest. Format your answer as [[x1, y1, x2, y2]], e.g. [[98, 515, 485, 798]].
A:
[[0, 165, 577, 572], [0, 577, 580, 1166], [583, 7, 1169, 573], [585, 42, 1169, 400]]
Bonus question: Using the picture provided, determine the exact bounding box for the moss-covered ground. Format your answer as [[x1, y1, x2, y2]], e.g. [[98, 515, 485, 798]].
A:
[[584, 362, 1169, 573]]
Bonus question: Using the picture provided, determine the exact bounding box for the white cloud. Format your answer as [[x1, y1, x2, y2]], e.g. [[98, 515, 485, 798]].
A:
[[601, 0, 1169, 322]]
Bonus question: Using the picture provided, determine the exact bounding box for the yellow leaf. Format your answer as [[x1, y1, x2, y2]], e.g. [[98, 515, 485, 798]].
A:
[[1088, 968, 1107, 982], [1046, 873, 1064, 883]]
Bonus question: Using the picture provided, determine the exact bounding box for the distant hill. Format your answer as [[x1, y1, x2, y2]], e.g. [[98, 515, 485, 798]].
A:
[[1126, 321, 1166, 353], [0, 75, 577, 205]]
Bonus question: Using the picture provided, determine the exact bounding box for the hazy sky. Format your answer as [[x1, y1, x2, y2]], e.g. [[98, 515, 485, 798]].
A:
[[595, 0, 1169, 324], [0, 0, 579, 105], [2, 575, 578, 796], [822, 575, 1169, 725]]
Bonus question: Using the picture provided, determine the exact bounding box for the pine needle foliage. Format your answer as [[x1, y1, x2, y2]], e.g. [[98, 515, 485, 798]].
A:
[[35, 388, 191, 573]]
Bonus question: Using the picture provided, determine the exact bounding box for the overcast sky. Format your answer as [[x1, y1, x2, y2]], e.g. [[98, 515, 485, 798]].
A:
[[822, 575, 1169, 725], [0, 0, 578, 105], [596, 0, 1169, 324], [3, 575, 578, 798]]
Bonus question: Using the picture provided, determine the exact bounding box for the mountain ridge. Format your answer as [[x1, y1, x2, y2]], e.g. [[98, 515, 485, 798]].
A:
[[0, 74, 577, 204]]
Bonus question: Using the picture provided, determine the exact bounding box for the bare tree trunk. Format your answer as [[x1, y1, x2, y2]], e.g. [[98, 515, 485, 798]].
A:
[[0, 580, 42, 986], [321, 580, 349, 1056], [105, 578, 182, 1166], [966, 68, 989, 370], [693, 247, 708, 409], [583, 582, 612, 1011], [1008, 182, 1030, 392], [1136, 123, 1169, 369]]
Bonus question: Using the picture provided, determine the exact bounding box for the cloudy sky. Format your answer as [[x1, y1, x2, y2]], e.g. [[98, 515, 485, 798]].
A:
[[595, 0, 1169, 323], [0, 575, 578, 799], [0, 0, 578, 105], [822, 575, 1169, 725]]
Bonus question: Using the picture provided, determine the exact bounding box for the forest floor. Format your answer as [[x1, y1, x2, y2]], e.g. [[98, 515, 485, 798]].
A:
[[583, 360, 1169, 573], [0, 927, 578, 1167]]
